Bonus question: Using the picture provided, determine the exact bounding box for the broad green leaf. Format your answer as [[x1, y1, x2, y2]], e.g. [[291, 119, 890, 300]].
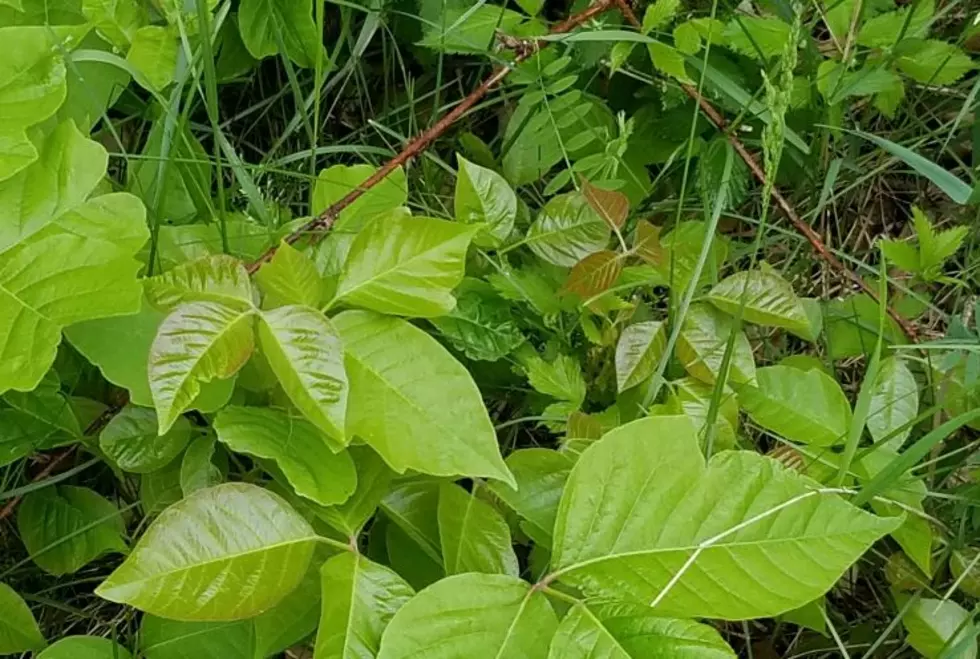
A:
[[141, 616, 254, 659], [552, 416, 898, 619], [867, 356, 918, 450], [18, 486, 127, 576], [238, 0, 320, 67], [897, 40, 974, 84], [126, 26, 177, 90], [525, 192, 610, 267], [780, 598, 828, 635], [100, 405, 192, 473], [66, 296, 236, 410], [857, 0, 933, 48], [82, 0, 147, 48], [149, 301, 255, 434], [252, 558, 323, 658], [0, 582, 45, 654], [526, 354, 587, 406], [647, 41, 693, 83], [904, 598, 977, 659], [723, 16, 792, 60], [698, 138, 749, 213], [656, 221, 728, 293], [255, 241, 324, 308], [140, 457, 183, 515], [487, 448, 574, 546], [615, 320, 666, 392], [913, 206, 968, 278], [376, 574, 558, 659], [548, 602, 736, 658], [314, 553, 414, 659], [385, 522, 444, 592], [643, 0, 680, 32], [180, 435, 221, 496], [214, 406, 356, 506], [438, 483, 518, 576], [736, 365, 852, 446], [334, 311, 514, 487], [96, 483, 318, 621], [417, 3, 523, 54], [951, 548, 980, 598], [4, 370, 80, 436], [312, 164, 407, 232], [706, 270, 812, 338], [317, 445, 394, 537], [145, 255, 254, 311], [381, 481, 443, 566], [454, 154, 517, 247], [824, 294, 906, 359], [563, 250, 624, 300], [257, 305, 347, 443], [488, 263, 573, 317], [0, 410, 67, 467], [335, 215, 477, 317], [664, 377, 739, 452], [37, 636, 133, 659], [676, 303, 756, 385], [428, 285, 525, 361], [817, 61, 903, 104]]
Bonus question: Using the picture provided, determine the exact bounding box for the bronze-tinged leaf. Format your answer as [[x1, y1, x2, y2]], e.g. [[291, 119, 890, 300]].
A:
[[633, 220, 664, 266], [582, 179, 629, 229], [563, 250, 623, 299]]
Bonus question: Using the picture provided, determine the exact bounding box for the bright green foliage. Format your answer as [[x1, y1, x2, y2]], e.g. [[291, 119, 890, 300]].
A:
[[238, 0, 320, 66], [126, 26, 178, 90], [706, 269, 813, 338], [0, 582, 45, 654], [489, 448, 573, 546], [96, 484, 318, 620], [552, 417, 897, 619], [376, 574, 558, 659], [140, 616, 254, 659], [255, 241, 325, 308], [417, 3, 523, 54], [454, 155, 517, 247], [882, 206, 968, 282], [615, 320, 666, 392], [676, 303, 756, 385], [428, 283, 525, 361], [866, 356, 918, 450], [179, 435, 220, 496], [903, 598, 977, 658], [100, 405, 191, 473], [317, 445, 394, 537], [526, 192, 610, 267], [145, 255, 254, 311], [438, 483, 518, 576], [37, 636, 133, 659], [18, 486, 127, 575], [312, 165, 407, 231]]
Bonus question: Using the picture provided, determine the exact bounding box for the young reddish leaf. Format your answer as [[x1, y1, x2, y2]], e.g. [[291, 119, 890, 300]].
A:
[[563, 250, 623, 299], [632, 220, 665, 266], [582, 179, 629, 230]]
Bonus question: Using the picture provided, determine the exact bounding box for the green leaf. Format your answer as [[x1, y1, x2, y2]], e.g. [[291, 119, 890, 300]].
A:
[[552, 416, 898, 619], [82, 0, 146, 48], [664, 377, 739, 452], [487, 448, 573, 547], [0, 410, 65, 467], [706, 269, 812, 337], [140, 457, 183, 515], [312, 164, 407, 232], [335, 215, 477, 318], [951, 548, 980, 599], [376, 574, 558, 659], [817, 61, 903, 105], [141, 616, 254, 659], [145, 255, 253, 312], [736, 365, 852, 447], [37, 636, 133, 659], [882, 238, 921, 273], [317, 445, 394, 538], [647, 41, 693, 83], [438, 483, 518, 576], [4, 370, 80, 436], [257, 305, 347, 443], [335, 311, 514, 486], [698, 138, 749, 213], [548, 602, 736, 658], [643, 0, 681, 31], [214, 406, 356, 506], [149, 301, 255, 434], [238, 0, 320, 67], [896, 39, 975, 84], [454, 154, 517, 247], [255, 241, 325, 308], [824, 294, 906, 359], [428, 285, 525, 361], [96, 483, 318, 621], [314, 552, 414, 659], [656, 221, 728, 293], [100, 405, 192, 473], [180, 435, 221, 496], [0, 582, 45, 654], [615, 320, 667, 392], [126, 26, 177, 90], [417, 3, 524, 54], [904, 598, 977, 659], [867, 356, 918, 450], [913, 206, 968, 278], [382, 481, 442, 566], [18, 486, 127, 576], [723, 16, 792, 60], [526, 354, 587, 406], [488, 263, 571, 317], [676, 303, 756, 385], [525, 192, 610, 267], [252, 559, 323, 659], [857, 0, 933, 48]]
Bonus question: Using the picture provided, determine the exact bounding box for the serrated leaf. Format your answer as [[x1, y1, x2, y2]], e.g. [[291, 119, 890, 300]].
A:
[[526, 354, 587, 406], [904, 598, 977, 659], [736, 365, 852, 446], [140, 616, 254, 659], [238, 0, 320, 67], [615, 320, 667, 392], [312, 164, 407, 232], [525, 192, 610, 267], [100, 405, 191, 473], [643, 0, 680, 32], [488, 448, 573, 547], [257, 305, 347, 443], [314, 552, 414, 659], [335, 215, 477, 317], [896, 39, 974, 84], [214, 406, 356, 506], [428, 287, 525, 361], [548, 602, 736, 658], [676, 303, 756, 385], [334, 310, 514, 487], [647, 41, 693, 83], [317, 445, 395, 537], [145, 254, 254, 311], [377, 574, 558, 659], [867, 356, 918, 450], [149, 301, 255, 434], [96, 483, 318, 621], [18, 486, 127, 576], [551, 416, 899, 619], [438, 483, 518, 576], [454, 154, 517, 247], [37, 636, 133, 659], [706, 269, 812, 337], [857, 0, 933, 48], [255, 241, 325, 308], [0, 582, 45, 654]]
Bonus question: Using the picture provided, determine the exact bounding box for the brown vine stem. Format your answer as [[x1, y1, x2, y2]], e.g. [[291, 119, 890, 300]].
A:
[[612, 0, 917, 341], [247, 0, 621, 274]]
